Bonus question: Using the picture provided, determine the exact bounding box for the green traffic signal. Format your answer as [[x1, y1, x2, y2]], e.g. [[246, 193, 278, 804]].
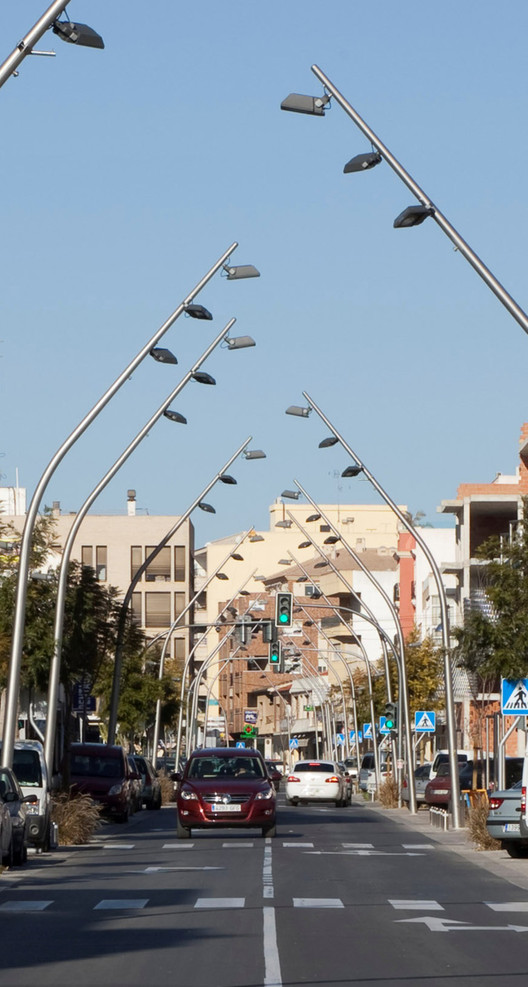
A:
[[384, 701, 398, 732], [269, 641, 281, 664], [275, 591, 293, 628]]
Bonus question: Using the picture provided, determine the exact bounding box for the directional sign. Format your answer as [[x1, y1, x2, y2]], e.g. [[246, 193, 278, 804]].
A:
[[379, 716, 390, 735], [289, 738, 299, 750], [235, 741, 246, 748], [244, 710, 258, 724], [363, 723, 373, 739], [350, 730, 362, 743], [414, 711, 436, 733], [502, 678, 528, 715]]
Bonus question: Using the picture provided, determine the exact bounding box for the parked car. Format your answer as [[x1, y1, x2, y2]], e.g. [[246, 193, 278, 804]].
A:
[[424, 760, 486, 808], [0, 740, 52, 852], [265, 761, 283, 792], [285, 760, 349, 807], [175, 748, 276, 839], [69, 743, 132, 823], [127, 756, 143, 813], [0, 784, 14, 868], [343, 756, 358, 782], [0, 766, 37, 865], [402, 763, 432, 806], [133, 755, 162, 810], [358, 751, 391, 792], [486, 781, 527, 857]]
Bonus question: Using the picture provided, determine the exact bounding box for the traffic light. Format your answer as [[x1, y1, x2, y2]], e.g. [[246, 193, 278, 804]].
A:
[[269, 640, 282, 671], [275, 591, 293, 628], [384, 701, 398, 733]]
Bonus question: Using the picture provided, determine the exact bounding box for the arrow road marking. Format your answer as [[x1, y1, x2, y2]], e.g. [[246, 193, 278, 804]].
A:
[[396, 916, 528, 933], [305, 850, 424, 857]]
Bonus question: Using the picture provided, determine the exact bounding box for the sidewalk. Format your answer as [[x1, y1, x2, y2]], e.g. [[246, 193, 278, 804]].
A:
[[352, 793, 528, 892]]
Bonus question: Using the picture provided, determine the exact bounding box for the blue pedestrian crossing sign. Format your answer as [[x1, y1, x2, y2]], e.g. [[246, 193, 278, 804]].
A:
[[289, 737, 299, 750], [235, 741, 246, 748], [349, 730, 363, 743], [379, 716, 390, 735], [501, 678, 528, 715], [414, 711, 436, 733], [363, 723, 373, 739]]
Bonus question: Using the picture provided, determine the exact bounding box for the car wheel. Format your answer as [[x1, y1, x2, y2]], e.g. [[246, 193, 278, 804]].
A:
[[41, 824, 51, 853], [262, 823, 276, 838], [154, 792, 162, 810], [289, 799, 299, 806], [504, 842, 528, 858], [176, 817, 191, 839]]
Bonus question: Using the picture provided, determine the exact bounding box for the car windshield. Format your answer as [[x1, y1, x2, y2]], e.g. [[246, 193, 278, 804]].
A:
[[295, 762, 335, 773], [187, 756, 266, 779], [71, 754, 121, 778], [12, 750, 42, 787]]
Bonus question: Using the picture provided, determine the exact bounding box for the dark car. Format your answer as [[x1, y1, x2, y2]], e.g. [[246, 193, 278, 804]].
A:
[[265, 761, 283, 792], [425, 761, 487, 808], [0, 766, 37, 866], [133, 755, 162, 810], [69, 743, 132, 823], [175, 748, 276, 839]]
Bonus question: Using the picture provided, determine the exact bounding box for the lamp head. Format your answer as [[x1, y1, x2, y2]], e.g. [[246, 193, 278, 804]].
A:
[[280, 92, 330, 116], [244, 450, 266, 460], [275, 520, 292, 529], [306, 514, 321, 523], [192, 371, 216, 385], [281, 490, 300, 500], [223, 264, 260, 280], [230, 553, 244, 561], [52, 20, 104, 48], [216, 572, 229, 580], [319, 436, 339, 448], [184, 303, 213, 320], [150, 347, 177, 365], [219, 474, 237, 485], [341, 465, 362, 478], [286, 405, 311, 418], [393, 204, 434, 228], [343, 151, 382, 173], [225, 335, 256, 349], [163, 409, 187, 424], [298, 541, 311, 549], [198, 502, 216, 514]]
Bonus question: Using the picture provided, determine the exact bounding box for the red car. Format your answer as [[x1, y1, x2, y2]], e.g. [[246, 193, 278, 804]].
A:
[[175, 748, 276, 839]]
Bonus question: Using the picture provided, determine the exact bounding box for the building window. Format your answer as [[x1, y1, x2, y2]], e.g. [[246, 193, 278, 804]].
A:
[[174, 546, 186, 582], [145, 592, 171, 628], [81, 546, 93, 570], [131, 546, 142, 581], [131, 592, 142, 624], [145, 546, 171, 582], [174, 592, 186, 618], [174, 637, 185, 661], [96, 546, 107, 582], [319, 524, 330, 532]]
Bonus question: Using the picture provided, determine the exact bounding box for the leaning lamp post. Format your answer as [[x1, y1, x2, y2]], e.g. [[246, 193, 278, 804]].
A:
[[0, 1, 104, 90], [281, 66, 528, 338], [286, 393, 462, 828], [2, 242, 260, 768]]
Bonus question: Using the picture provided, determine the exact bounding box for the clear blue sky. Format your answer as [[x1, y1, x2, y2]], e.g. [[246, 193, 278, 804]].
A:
[[2, 1, 528, 546]]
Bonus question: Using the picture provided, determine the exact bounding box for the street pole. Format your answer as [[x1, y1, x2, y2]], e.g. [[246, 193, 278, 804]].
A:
[[2, 242, 238, 769], [309, 64, 528, 338], [301, 392, 461, 827]]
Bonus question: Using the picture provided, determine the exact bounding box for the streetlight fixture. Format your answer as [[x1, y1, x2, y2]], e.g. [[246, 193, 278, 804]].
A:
[[184, 304, 213, 320], [341, 465, 363, 478], [289, 392, 461, 826], [192, 371, 216, 385], [0, 1, 104, 90], [286, 405, 311, 418], [282, 64, 528, 338], [281, 490, 300, 500], [43, 318, 250, 775], [222, 264, 261, 280], [393, 205, 435, 229], [244, 450, 266, 460], [343, 151, 382, 173], [163, 410, 187, 424], [150, 348, 178, 365], [2, 241, 259, 769]]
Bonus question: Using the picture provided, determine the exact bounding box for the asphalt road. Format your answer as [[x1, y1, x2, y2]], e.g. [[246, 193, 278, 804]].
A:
[[2, 794, 528, 987]]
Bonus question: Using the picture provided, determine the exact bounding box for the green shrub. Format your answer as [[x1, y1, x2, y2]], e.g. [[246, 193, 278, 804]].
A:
[[51, 792, 102, 845]]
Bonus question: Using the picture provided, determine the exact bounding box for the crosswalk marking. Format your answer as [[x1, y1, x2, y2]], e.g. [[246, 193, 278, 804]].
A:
[[103, 844, 135, 850], [282, 842, 313, 847], [195, 897, 245, 909], [163, 843, 194, 849], [222, 842, 254, 848], [342, 843, 373, 848], [402, 843, 435, 850], [389, 899, 443, 910], [293, 898, 344, 908], [0, 901, 52, 911], [486, 902, 528, 912], [94, 899, 148, 910]]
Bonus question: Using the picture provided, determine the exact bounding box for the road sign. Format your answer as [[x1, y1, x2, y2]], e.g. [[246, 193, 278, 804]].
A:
[[379, 716, 390, 735], [235, 741, 246, 749], [414, 710, 436, 733], [304, 705, 314, 711], [336, 732, 345, 746], [349, 729, 363, 743], [502, 678, 528, 715], [72, 682, 96, 713], [244, 710, 258, 724], [289, 738, 299, 750], [363, 723, 372, 739]]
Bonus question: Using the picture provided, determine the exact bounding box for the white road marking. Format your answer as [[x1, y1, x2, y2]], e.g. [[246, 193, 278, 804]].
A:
[[486, 901, 528, 912], [293, 898, 344, 908], [263, 907, 282, 986], [163, 843, 194, 848], [342, 842, 373, 848], [396, 915, 528, 933], [0, 901, 52, 911], [263, 840, 274, 899], [402, 843, 435, 850], [389, 899, 443, 910], [143, 866, 224, 872], [194, 897, 245, 909], [94, 899, 148, 910], [282, 842, 313, 847], [103, 844, 134, 850], [222, 842, 254, 848]]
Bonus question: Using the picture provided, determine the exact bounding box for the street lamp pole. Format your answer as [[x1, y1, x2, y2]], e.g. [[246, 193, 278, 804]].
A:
[[107, 436, 253, 744], [43, 320, 245, 776], [307, 64, 528, 337], [301, 392, 462, 827], [2, 242, 239, 768]]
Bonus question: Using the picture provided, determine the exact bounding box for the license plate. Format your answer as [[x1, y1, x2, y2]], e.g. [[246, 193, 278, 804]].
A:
[[504, 823, 520, 833], [209, 804, 241, 813]]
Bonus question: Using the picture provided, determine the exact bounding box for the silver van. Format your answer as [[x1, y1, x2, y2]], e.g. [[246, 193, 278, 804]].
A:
[[358, 751, 390, 791], [4, 741, 52, 851]]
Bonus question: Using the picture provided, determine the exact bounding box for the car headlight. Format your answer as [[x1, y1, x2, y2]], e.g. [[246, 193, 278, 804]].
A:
[[255, 787, 274, 800], [108, 783, 123, 796], [180, 788, 198, 801]]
